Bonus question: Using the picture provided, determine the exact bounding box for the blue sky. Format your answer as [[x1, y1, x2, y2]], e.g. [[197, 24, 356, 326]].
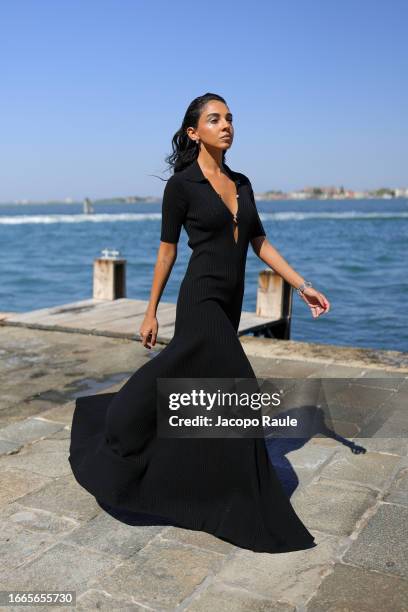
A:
[[1, 0, 407, 201]]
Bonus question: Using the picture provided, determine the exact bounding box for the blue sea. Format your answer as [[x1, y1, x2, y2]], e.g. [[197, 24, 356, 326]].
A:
[[1, 199, 407, 353]]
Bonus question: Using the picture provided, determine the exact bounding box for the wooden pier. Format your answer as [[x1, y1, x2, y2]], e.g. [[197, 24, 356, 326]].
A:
[[1, 255, 294, 342], [1, 296, 288, 343]]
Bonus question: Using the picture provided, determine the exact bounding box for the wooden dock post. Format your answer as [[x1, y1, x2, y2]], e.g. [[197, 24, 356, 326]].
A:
[[93, 249, 127, 301], [255, 269, 293, 339]]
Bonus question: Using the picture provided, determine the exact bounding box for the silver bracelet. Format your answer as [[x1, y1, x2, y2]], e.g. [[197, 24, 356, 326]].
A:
[[296, 280, 312, 296]]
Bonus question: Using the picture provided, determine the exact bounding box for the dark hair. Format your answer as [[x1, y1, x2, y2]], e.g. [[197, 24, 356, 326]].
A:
[[164, 93, 228, 176]]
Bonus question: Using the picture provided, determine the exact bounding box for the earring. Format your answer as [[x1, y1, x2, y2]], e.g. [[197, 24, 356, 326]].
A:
[[196, 139, 200, 146]]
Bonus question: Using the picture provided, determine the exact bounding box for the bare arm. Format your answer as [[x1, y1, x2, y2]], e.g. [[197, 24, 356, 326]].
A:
[[139, 241, 177, 348], [251, 236, 331, 318]]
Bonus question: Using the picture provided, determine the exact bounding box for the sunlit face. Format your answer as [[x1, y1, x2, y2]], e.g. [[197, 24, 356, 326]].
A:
[[188, 100, 234, 149]]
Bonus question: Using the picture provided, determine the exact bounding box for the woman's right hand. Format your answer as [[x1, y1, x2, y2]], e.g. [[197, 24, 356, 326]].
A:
[[139, 313, 158, 349]]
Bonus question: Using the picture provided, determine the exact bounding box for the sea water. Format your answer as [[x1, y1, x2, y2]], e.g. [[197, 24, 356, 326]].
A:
[[1, 198, 407, 352]]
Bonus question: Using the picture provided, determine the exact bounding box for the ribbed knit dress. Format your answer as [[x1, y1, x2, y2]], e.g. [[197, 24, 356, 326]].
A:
[[68, 158, 316, 554]]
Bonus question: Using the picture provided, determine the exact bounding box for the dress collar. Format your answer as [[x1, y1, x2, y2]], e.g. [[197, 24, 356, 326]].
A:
[[182, 158, 241, 186]]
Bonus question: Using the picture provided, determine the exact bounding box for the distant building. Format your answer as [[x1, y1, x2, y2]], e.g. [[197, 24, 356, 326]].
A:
[[288, 191, 309, 199]]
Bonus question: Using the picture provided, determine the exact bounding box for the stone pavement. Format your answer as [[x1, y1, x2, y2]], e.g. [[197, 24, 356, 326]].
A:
[[0, 326, 407, 611]]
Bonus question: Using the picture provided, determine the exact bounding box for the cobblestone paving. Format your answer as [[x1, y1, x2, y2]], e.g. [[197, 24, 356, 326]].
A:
[[0, 326, 407, 611]]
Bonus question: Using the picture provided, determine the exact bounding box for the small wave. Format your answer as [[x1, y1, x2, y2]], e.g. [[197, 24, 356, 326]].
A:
[[0, 213, 162, 225], [260, 211, 408, 221], [0, 210, 407, 225]]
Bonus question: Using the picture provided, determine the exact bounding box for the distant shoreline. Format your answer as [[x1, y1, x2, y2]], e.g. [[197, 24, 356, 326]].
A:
[[1, 195, 408, 206], [0, 197, 161, 206]]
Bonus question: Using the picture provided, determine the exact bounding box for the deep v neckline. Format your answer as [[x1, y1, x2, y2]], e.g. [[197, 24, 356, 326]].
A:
[[214, 185, 239, 223], [208, 174, 240, 245], [210, 179, 239, 220], [197, 162, 239, 224]]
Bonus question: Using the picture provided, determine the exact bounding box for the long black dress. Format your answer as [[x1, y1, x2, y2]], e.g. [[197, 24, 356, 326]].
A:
[[68, 158, 316, 554]]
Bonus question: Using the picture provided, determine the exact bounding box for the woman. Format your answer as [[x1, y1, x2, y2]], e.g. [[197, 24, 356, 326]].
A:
[[69, 92, 330, 554]]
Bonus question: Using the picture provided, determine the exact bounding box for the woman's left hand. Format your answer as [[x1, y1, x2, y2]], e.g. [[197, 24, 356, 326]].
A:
[[299, 287, 330, 318]]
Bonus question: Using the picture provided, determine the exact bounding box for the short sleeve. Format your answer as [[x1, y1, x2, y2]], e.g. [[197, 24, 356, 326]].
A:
[[160, 177, 188, 244], [248, 185, 266, 240]]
